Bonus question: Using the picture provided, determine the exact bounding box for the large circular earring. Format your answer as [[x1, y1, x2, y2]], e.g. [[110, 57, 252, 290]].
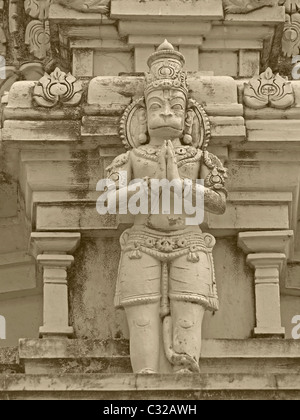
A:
[[183, 109, 194, 145], [138, 108, 148, 145]]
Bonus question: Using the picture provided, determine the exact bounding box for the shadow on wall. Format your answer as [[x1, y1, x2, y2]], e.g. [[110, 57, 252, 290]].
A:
[[0, 295, 43, 348], [203, 237, 256, 339], [69, 237, 129, 341]]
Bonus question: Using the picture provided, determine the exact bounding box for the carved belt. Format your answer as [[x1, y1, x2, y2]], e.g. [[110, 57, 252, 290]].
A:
[[120, 228, 215, 263]]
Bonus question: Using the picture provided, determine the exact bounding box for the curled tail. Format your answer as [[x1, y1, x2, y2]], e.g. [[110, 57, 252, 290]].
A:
[[163, 316, 200, 374], [160, 262, 200, 373]]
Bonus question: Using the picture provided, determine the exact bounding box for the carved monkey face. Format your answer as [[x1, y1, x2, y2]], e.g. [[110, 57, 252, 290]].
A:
[[146, 89, 186, 141]]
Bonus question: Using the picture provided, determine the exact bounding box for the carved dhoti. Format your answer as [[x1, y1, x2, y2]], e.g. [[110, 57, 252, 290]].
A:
[[115, 227, 219, 312]]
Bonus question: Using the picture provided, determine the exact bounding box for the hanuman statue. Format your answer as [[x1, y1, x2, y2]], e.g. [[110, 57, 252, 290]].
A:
[[105, 40, 227, 374]]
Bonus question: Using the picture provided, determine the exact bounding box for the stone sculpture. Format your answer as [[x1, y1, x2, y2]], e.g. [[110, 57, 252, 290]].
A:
[[244, 67, 295, 109], [105, 40, 228, 374]]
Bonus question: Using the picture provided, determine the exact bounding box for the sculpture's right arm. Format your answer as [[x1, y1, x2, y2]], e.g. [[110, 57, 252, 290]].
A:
[[98, 151, 146, 213]]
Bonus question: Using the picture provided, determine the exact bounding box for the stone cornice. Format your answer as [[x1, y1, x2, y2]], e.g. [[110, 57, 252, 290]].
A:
[[4, 75, 300, 147], [30, 233, 81, 258], [238, 231, 294, 259], [110, 0, 225, 21], [2, 74, 246, 147]]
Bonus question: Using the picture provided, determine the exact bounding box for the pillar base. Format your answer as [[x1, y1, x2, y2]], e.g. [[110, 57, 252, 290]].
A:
[[254, 327, 285, 338], [39, 326, 74, 338]]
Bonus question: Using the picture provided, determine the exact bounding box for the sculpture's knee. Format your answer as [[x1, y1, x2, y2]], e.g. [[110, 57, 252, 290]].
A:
[[177, 316, 196, 330], [134, 315, 151, 328]]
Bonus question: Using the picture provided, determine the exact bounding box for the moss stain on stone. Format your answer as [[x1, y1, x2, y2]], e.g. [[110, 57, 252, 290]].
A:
[[70, 150, 91, 200], [69, 238, 99, 339]]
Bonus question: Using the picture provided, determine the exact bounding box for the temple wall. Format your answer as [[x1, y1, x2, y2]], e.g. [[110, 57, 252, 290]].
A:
[[67, 238, 256, 341], [90, 51, 257, 78], [0, 237, 255, 347], [1, 250, 299, 347]]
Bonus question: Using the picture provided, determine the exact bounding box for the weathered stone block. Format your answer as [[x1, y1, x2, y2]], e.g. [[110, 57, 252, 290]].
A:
[[111, 0, 224, 21]]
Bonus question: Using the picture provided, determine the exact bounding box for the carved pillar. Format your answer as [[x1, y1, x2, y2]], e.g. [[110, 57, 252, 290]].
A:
[[247, 254, 286, 337], [238, 231, 294, 338], [30, 233, 81, 338]]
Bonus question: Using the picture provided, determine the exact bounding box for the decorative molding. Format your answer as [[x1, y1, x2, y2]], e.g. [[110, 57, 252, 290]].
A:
[[247, 253, 286, 337], [9, 0, 18, 35], [30, 233, 81, 258], [30, 232, 81, 338], [33, 67, 83, 107], [223, 0, 275, 14], [282, 6, 300, 57], [244, 67, 295, 109], [238, 231, 294, 259], [281, 0, 300, 14], [24, 0, 52, 20], [25, 20, 50, 60], [56, 0, 110, 14], [238, 232, 290, 338], [0, 1, 55, 100], [0, 1, 6, 57], [24, 0, 52, 60], [8, 0, 20, 62]]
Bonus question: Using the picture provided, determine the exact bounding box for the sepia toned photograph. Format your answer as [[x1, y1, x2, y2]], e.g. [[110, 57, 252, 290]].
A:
[[0, 0, 300, 403]]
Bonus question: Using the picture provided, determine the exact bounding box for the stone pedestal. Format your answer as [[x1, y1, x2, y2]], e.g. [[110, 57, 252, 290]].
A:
[[30, 233, 81, 338], [238, 231, 294, 338]]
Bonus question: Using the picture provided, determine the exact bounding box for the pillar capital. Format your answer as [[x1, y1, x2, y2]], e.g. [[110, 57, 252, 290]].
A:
[[30, 233, 81, 259], [37, 255, 74, 269], [247, 253, 286, 273], [238, 231, 294, 259]]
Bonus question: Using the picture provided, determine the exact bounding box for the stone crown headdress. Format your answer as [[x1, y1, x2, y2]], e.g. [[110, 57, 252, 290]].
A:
[[145, 40, 189, 98]]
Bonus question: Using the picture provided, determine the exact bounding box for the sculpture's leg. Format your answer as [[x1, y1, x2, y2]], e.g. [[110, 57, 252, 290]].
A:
[[117, 252, 162, 372], [125, 301, 161, 374], [170, 301, 205, 373], [169, 253, 210, 372]]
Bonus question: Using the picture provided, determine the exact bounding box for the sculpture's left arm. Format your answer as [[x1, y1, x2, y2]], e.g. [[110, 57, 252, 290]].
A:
[[200, 153, 228, 215]]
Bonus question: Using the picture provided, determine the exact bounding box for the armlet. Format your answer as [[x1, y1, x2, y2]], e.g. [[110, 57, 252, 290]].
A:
[[204, 153, 228, 196], [106, 151, 130, 178]]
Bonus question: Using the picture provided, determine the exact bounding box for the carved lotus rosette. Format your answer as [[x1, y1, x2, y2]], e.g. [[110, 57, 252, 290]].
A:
[[244, 67, 295, 109], [33, 68, 83, 108]]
